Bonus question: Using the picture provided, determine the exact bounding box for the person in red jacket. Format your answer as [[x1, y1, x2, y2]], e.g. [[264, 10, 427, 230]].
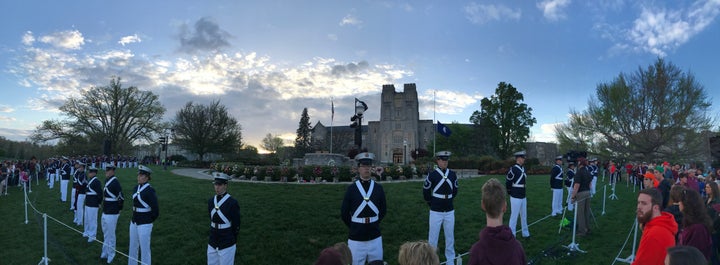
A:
[[632, 188, 678, 265], [468, 178, 526, 265]]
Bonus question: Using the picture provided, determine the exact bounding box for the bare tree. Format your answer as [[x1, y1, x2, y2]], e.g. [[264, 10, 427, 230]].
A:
[[30, 77, 165, 154], [172, 100, 242, 161]]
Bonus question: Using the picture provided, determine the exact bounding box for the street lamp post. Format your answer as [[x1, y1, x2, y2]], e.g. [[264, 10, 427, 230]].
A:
[[350, 98, 368, 150], [403, 139, 407, 165]]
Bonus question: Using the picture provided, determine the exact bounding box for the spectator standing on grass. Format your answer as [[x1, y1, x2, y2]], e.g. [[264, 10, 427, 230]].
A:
[[423, 151, 458, 263], [678, 188, 713, 261], [632, 188, 677, 265], [664, 185, 685, 237], [506, 150, 530, 239], [571, 155, 592, 237], [207, 172, 241, 265], [703, 181, 720, 265], [398, 241, 439, 265], [129, 165, 159, 265], [468, 178, 526, 265], [101, 165, 123, 263], [341, 152, 387, 265]]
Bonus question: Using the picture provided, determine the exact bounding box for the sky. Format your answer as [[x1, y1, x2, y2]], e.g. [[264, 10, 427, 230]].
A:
[[1, 0, 719, 152]]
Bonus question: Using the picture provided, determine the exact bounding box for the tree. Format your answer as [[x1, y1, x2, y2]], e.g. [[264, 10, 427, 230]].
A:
[[30, 77, 165, 154], [172, 100, 242, 161], [557, 58, 713, 162], [261, 133, 284, 154], [470, 82, 536, 159], [432, 122, 497, 158], [294, 108, 312, 157]]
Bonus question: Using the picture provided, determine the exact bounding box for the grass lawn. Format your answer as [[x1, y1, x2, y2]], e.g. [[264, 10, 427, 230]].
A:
[[0, 166, 642, 265]]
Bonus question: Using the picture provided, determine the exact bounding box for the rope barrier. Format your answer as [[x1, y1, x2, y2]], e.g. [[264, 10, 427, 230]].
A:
[[21, 182, 147, 265]]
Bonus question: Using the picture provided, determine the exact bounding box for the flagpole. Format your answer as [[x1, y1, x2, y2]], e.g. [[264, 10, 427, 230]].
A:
[[330, 98, 334, 154], [433, 90, 436, 155]]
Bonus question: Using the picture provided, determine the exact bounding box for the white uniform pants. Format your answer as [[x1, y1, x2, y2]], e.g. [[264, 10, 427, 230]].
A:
[[428, 210, 455, 263], [591, 177, 597, 196], [60, 179, 68, 201], [566, 187, 575, 211], [509, 197, 530, 237], [74, 194, 85, 225], [55, 169, 60, 182], [70, 187, 77, 210], [207, 244, 236, 265], [84, 206, 99, 241], [102, 213, 120, 262], [129, 222, 153, 265], [48, 174, 55, 189], [348, 236, 383, 265], [551, 188, 563, 215]]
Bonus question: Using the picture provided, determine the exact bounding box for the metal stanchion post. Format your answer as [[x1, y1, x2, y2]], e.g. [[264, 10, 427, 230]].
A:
[[24, 184, 29, 224], [615, 218, 638, 264], [38, 213, 50, 265], [564, 199, 586, 253], [602, 185, 606, 215]]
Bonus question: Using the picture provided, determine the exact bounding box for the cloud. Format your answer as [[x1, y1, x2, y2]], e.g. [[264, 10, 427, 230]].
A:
[[626, 1, 720, 56], [11, 29, 414, 146], [340, 14, 363, 26], [537, 0, 572, 21], [22, 31, 35, 46], [118, 34, 142, 46], [327, 34, 338, 41], [0, 116, 16, 122], [177, 17, 231, 53], [0, 127, 31, 141], [418, 90, 483, 116], [0, 105, 14, 113], [39, 30, 85, 50], [531, 122, 562, 143], [464, 2, 522, 25]]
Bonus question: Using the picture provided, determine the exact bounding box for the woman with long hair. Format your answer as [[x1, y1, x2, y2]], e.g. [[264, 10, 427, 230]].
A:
[[679, 188, 713, 261]]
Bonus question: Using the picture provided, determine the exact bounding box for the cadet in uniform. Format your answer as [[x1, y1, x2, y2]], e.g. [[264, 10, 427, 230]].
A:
[[60, 157, 72, 202], [73, 162, 87, 226], [341, 152, 387, 265], [71, 161, 79, 210], [101, 165, 123, 263], [589, 158, 598, 196], [129, 165, 159, 265], [84, 167, 101, 242], [506, 150, 530, 238], [565, 162, 576, 211], [47, 158, 56, 189], [550, 155, 564, 216], [207, 172, 241, 265], [423, 151, 458, 263]]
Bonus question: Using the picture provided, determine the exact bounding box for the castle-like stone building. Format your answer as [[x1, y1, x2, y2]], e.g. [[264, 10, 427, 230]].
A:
[[312, 83, 434, 164]]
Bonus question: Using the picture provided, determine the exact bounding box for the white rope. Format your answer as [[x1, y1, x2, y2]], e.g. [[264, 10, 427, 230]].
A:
[[611, 218, 638, 265], [23, 186, 147, 265]]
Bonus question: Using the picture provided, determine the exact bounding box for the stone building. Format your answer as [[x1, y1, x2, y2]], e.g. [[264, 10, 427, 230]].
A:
[[312, 83, 435, 164]]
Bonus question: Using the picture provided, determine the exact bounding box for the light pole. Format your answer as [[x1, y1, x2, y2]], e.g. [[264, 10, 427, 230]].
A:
[[403, 139, 407, 165], [350, 98, 368, 150]]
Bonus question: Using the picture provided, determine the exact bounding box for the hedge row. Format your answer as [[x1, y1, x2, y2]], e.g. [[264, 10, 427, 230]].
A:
[[209, 163, 422, 182]]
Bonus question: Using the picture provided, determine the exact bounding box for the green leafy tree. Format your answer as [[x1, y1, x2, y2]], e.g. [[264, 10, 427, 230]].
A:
[[470, 82, 536, 159], [172, 100, 242, 161], [557, 58, 713, 162], [30, 77, 165, 154], [432, 123, 495, 157], [294, 108, 312, 157]]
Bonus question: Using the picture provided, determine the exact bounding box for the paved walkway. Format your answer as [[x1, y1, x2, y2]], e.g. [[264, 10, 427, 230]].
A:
[[171, 168, 213, 180]]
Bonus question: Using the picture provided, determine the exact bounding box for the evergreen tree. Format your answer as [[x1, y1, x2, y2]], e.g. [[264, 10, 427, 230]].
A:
[[294, 108, 313, 157]]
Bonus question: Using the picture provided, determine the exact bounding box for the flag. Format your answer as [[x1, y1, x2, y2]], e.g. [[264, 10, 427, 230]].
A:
[[437, 121, 452, 137], [331, 100, 334, 121]]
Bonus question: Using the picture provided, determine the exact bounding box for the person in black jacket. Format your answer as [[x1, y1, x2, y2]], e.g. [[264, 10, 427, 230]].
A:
[[506, 150, 529, 238], [83, 167, 101, 242], [550, 155, 564, 216], [341, 152, 387, 265], [423, 151, 458, 263], [571, 156, 592, 236], [128, 165, 159, 265], [207, 172, 241, 265], [101, 165, 123, 263]]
